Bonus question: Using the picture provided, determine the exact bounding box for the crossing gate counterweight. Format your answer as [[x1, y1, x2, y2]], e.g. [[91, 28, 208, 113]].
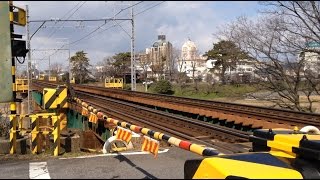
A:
[[184, 127, 320, 179]]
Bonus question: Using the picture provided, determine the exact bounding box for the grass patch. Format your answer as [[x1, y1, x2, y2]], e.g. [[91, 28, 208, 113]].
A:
[[89, 81, 258, 101], [172, 83, 257, 100]]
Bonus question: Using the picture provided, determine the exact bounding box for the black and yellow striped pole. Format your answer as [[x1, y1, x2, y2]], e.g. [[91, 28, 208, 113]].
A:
[[9, 0, 17, 155], [52, 115, 60, 156], [31, 116, 40, 154]]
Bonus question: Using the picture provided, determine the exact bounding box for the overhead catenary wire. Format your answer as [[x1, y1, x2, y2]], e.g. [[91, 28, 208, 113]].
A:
[[72, 1, 166, 43], [38, 1, 162, 62], [46, 1, 87, 39], [30, 1, 84, 40], [39, 1, 145, 60], [33, 1, 87, 56], [135, 1, 165, 16], [114, 1, 144, 17], [67, 1, 144, 45]]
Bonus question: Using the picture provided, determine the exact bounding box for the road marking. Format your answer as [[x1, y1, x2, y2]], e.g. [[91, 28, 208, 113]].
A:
[[59, 148, 169, 160], [29, 162, 51, 179]]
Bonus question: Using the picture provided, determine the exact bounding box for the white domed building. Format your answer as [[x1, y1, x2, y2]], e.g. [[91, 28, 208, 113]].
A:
[[178, 38, 207, 80]]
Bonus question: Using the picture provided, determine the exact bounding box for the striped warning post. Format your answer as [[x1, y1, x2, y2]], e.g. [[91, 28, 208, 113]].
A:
[[9, 113, 17, 154], [9, 1, 17, 155], [52, 115, 60, 156], [31, 116, 40, 154]]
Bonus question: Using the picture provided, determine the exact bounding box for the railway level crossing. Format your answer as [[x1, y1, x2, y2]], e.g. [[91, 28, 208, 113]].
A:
[[1, 1, 320, 179]]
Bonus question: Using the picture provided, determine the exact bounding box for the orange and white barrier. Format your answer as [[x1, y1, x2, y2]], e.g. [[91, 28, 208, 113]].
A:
[[141, 136, 160, 158], [115, 126, 132, 144]]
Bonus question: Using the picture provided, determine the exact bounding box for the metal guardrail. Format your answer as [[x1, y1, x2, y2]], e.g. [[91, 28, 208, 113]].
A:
[[49, 76, 57, 82], [105, 78, 123, 89], [16, 79, 28, 93]]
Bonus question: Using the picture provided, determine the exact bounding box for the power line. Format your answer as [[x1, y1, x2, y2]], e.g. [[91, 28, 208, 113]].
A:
[[66, 1, 144, 46], [38, 1, 148, 61], [114, 1, 144, 17], [29, 18, 131, 22], [46, 1, 87, 39], [33, 1, 86, 51], [68, 22, 109, 45], [135, 1, 165, 16], [83, 1, 165, 40], [39, 2, 143, 60], [30, 2, 83, 40]]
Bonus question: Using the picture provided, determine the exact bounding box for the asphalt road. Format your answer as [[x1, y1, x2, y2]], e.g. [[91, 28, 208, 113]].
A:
[[0, 147, 201, 179]]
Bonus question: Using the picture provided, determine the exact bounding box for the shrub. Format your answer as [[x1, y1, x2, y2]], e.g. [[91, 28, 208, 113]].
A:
[[150, 80, 174, 95], [123, 84, 131, 90]]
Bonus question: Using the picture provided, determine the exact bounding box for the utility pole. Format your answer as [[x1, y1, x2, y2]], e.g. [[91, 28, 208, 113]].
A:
[[26, 5, 31, 114], [131, 1, 136, 91], [68, 49, 71, 82], [48, 56, 51, 78]]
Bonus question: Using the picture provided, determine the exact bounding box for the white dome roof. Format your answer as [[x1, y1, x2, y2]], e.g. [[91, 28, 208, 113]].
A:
[[182, 39, 197, 51]]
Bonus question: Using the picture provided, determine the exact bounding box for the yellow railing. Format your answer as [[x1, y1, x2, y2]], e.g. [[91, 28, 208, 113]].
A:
[[49, 76, 57, 82], [39, 74, 45, 80], [16, 79, 28, 93], [105, 78, 123, 89], [70, 78, 75, 84]]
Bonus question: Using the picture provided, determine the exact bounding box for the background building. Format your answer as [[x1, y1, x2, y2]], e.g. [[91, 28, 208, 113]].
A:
[[178, 38, 207, 80], [137, 35, 173, 80], [147, 35, 173, 79]]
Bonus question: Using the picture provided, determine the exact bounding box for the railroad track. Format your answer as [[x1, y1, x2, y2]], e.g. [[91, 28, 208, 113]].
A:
[[32, 80, 320, 131], [74, 91, 250, 154]]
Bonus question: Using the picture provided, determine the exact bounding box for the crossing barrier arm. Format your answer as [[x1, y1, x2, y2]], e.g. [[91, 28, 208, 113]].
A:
[[73, 97, 220, 157]]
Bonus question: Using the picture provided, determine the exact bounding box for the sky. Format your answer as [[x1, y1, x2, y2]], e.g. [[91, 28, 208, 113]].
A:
[[13, 1, 262, 71]]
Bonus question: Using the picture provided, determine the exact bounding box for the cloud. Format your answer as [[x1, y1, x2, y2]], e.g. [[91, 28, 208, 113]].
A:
[[12, 1, 260, 70]]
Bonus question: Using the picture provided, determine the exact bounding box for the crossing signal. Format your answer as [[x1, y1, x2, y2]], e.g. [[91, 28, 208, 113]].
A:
[[10, 5, 26, 26], [12, 39, 28, 58]]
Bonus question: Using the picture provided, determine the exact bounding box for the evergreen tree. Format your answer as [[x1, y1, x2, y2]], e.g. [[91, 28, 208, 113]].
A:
[[205, 40, 249, 84], [70, 51, 91, 84]]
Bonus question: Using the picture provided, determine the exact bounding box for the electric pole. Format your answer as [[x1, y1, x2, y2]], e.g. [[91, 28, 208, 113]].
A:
[[26, 5, 32, 114], [131, 1, 136, 91]]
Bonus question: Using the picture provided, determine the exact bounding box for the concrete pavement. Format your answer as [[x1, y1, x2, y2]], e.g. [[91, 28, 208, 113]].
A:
[[0, 147, 201, 179]]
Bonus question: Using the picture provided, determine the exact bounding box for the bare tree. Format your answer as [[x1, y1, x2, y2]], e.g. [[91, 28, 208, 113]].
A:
[[171, 47, 181, 81], [98, 56, 118, 80], [50, 62, 63, 76], [137, 53, 151, 82], [150, 62, 165, 81], [220, 1, 320, 112]]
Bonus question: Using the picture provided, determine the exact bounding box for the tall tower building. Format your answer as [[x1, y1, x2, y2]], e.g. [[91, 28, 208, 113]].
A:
[[178, 38, 206, 79], [146, 35, 173, 79]]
